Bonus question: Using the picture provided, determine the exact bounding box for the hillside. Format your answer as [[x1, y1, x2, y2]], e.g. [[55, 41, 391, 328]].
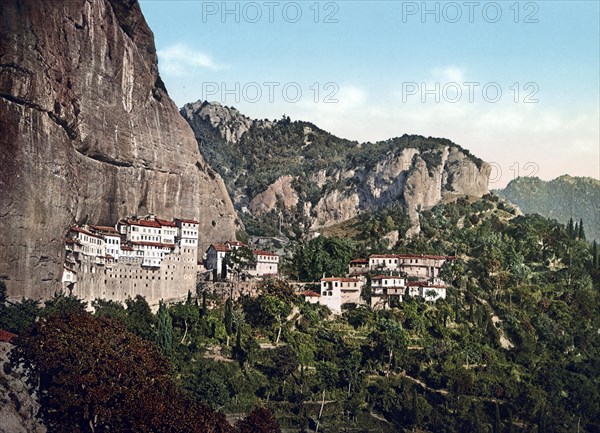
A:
[[496, 175, 600, 241], [181, 100, 491, 239], [3, 196, 599, 432]]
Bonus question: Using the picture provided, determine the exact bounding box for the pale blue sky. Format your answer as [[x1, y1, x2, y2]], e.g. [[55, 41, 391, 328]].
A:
[[140, 1, 599, 187]]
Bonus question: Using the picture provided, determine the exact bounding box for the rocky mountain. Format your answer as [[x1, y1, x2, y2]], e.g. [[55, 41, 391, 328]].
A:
[[496, 175, 600, 241], [0, 0, 239, 299], [182, 100, 491, 237]]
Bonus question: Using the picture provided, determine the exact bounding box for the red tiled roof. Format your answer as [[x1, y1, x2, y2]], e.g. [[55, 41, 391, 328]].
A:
[[127, 219, 161, 228], [92, 225, 119, 234], [253, 249, 278, 257], [370, 253, 455, 261], [176, 218, 200, 225], [350, 258, 369, 264], [70, 226, 103, 239], [210, 243, 231, 252], [321, 277, 361, 283], [120, 245, 134, 251], [155, 218, 177, 227], [0, 329, 17, 343], [372, 275, 404, 280], [303, 290, 321, 297], [370, 254, 399, 259], [348, 271, 367, 277], [396, 254, 454, 260], [407, 281, 447, 288]]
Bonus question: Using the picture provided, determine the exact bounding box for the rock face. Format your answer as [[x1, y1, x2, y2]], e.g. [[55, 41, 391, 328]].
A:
[[183, 101, 490, 236], [0, 342, 46, 433], [0, 0, 239, 299]]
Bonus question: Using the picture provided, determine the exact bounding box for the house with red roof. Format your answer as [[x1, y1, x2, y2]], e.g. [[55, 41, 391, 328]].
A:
[[317, 277, 365, 314]]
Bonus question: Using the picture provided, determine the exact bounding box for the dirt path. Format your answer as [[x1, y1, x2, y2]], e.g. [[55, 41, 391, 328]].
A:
[[476, 297, 515, 349]]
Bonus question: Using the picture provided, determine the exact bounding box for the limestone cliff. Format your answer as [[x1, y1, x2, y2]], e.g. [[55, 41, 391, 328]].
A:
[[0, 0, 239, 299], [182, 101, 490, 236]]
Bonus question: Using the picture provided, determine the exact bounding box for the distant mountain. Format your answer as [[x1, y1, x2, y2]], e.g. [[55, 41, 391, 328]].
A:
[[496, 175, 600, 241], [181, 100, 491, 238]]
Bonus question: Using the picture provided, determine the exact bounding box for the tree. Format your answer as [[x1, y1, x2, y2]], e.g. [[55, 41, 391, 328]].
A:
[[370, 318, 408, 374], [592, 240, 598, 269], [567, 217, 574, 237], [124, 295, 156, 341], [290, 236, 356, 281], [0, 281, 40, 334], [156, 301, 173, 355], [224, 297, 234, 342], [42, 292, 86, 317], [235, 407, 281, 433], [10, 313, 234, 433], [578, 219, 586, 240]]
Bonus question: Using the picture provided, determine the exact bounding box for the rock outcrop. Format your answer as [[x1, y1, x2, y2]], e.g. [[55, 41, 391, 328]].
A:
[[0, 342, 46, 433], [183, 101, 491, 235], [0, 0, 239, 299]]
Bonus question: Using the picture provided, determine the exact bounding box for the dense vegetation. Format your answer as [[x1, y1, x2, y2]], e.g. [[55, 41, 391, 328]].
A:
[[497, 175, 600, 241], [2, 196, 599, 432], [185, 105, 484, 239]]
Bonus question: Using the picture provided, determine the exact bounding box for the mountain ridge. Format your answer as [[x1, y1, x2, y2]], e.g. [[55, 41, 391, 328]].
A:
[[182, 100, 491, 238], [496, 175, 600, 241]]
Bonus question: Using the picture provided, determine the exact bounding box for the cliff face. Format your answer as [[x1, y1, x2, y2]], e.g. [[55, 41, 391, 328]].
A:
[[182, 100, 490, 236], [0, 0, 239, 299]]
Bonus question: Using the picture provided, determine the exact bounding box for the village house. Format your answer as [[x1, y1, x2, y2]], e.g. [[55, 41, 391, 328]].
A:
[[368, 254, 453, 278], [407, 281, 448, 302], [348, 258, 369, 277], [205, 241, 280, 279], [370, 275, 406, 309], [316, 277, 364, 314], [62, 214, 200, 307], [248, 250, 279, 277]]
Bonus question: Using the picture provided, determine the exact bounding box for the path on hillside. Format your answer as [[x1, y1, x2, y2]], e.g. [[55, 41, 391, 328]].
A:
[[475, 297, 515, 350]]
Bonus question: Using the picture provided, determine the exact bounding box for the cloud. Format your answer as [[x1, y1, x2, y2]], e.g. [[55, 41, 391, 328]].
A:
[[431, 66, 466, 83], [157, 43, 224, 76]]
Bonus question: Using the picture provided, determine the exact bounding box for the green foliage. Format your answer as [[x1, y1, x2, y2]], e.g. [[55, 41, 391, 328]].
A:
[[0, 281, 40, 334], [156, 301, 173, 355], [288, 236, 356, 281]]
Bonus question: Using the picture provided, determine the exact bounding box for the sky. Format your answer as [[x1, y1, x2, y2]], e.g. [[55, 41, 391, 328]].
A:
[[139, 0, 600, 188]]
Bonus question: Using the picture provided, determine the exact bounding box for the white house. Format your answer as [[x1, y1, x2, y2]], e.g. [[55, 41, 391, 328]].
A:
[[156, 218, 178, 244], [68, 227, 106, 258], [369, 254, 400, 271], [176, 218, 199, 248], [369, 253, 454, 279], [92, 225, 121, 259], [206, 243, 232, 275], [370, 275, 406, 309], [318, 277, 364, 314], [407, 281, 447, 301], [249, 249, 279, 277]]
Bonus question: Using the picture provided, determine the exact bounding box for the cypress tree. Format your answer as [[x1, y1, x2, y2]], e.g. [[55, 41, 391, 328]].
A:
[[156, 301, 173, 355], [593, 240, 598, 269], [574, 222, 579, 240], [507, 407, 515, 433], [579, 219, 585, 240], [224, 297, 234, 337], [493, 403, 501, 433], [567, 217, 574, 236]]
